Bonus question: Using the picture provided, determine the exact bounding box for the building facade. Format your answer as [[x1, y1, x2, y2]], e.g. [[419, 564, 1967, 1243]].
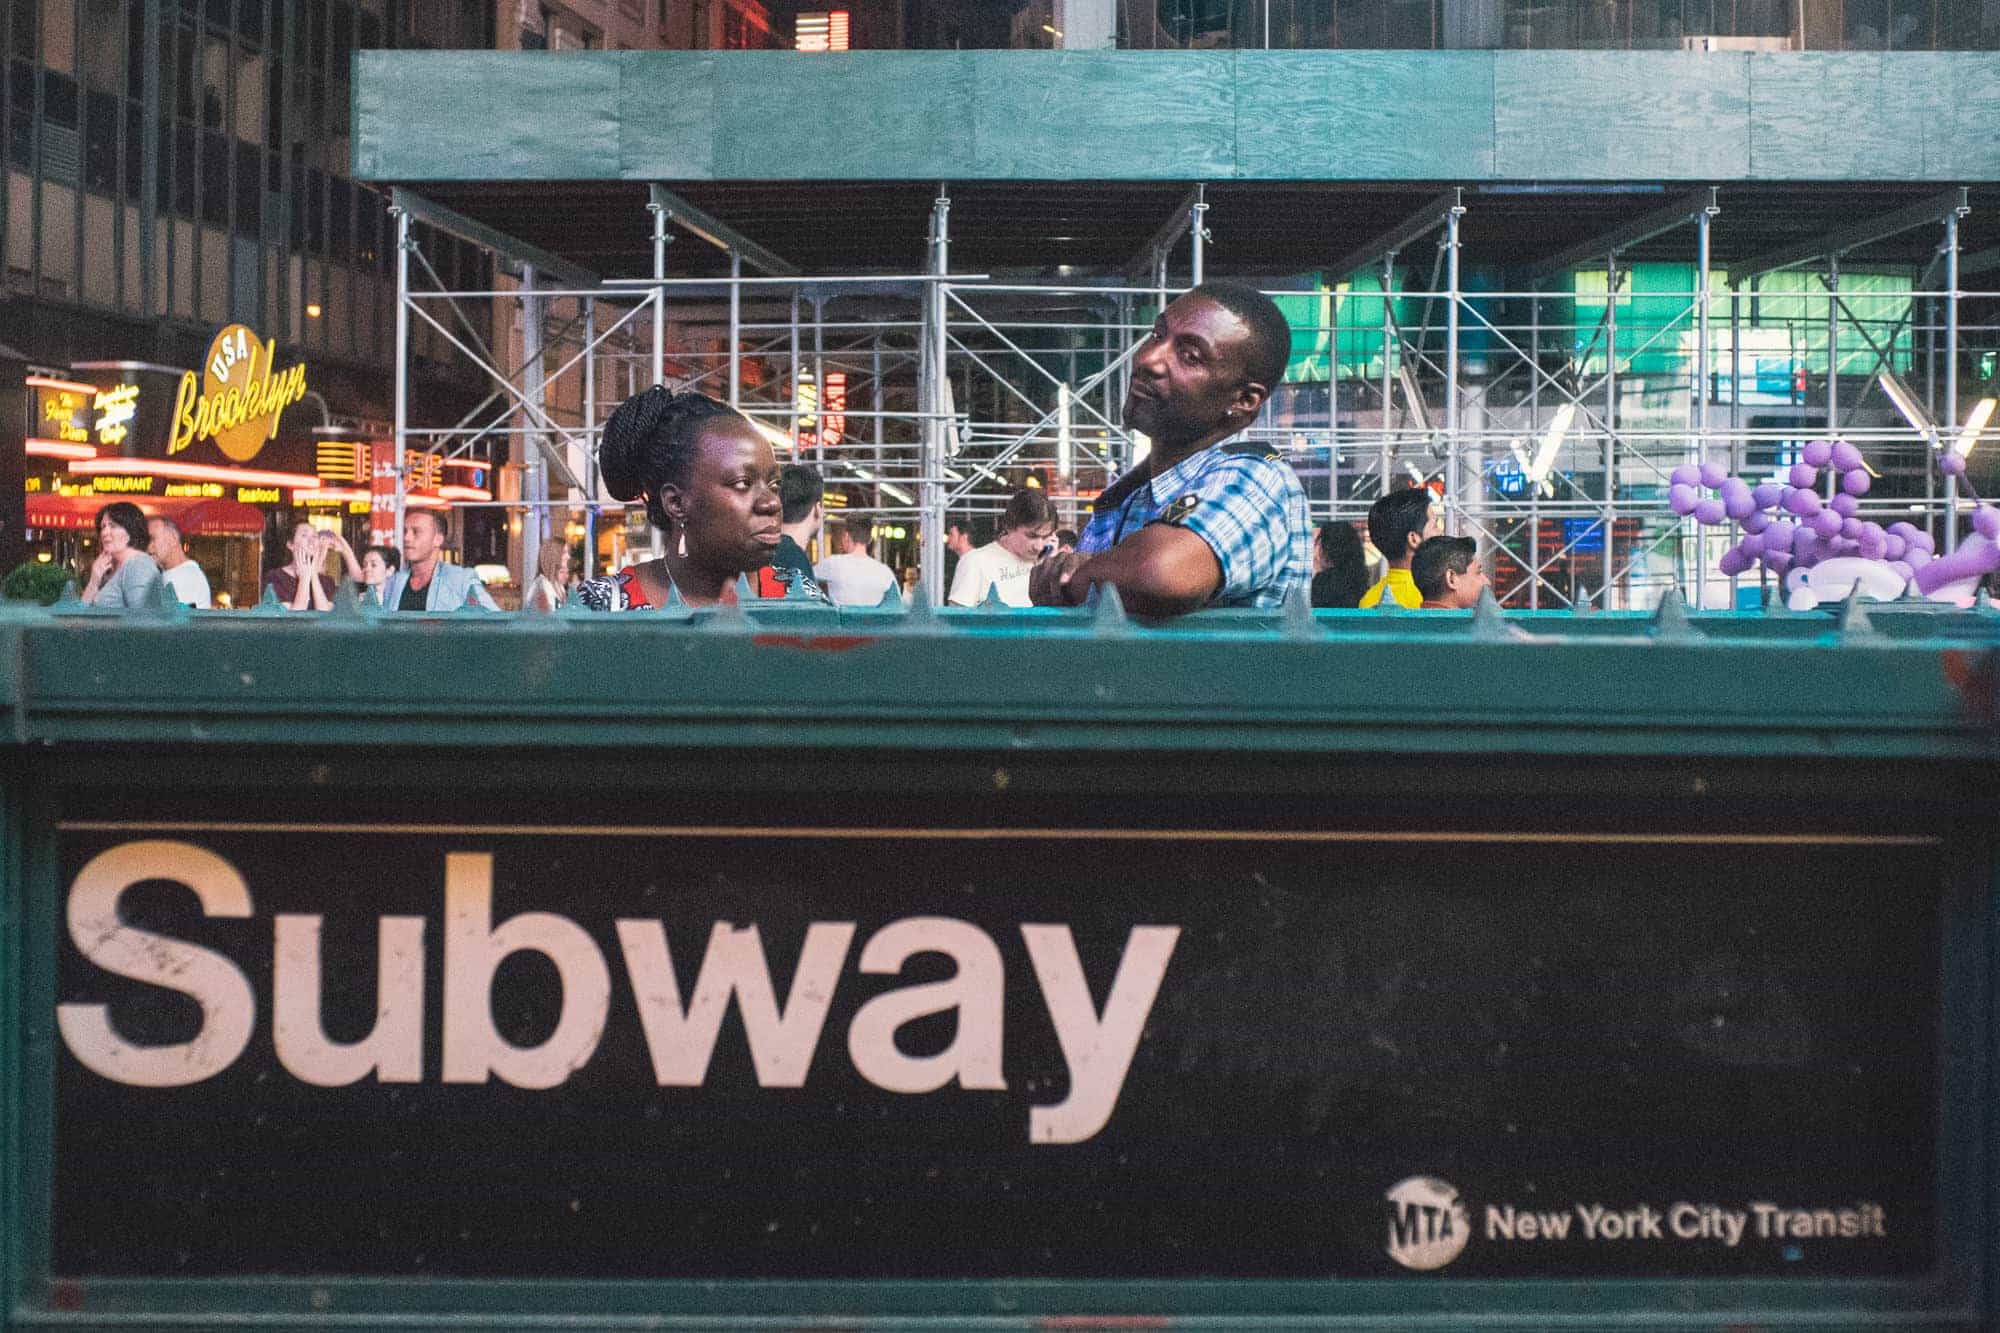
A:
[[785, 1, 2000, 51], [2, 0, 512, 589]]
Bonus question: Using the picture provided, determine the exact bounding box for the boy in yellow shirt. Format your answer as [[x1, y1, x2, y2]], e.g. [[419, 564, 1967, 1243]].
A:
[[1359, 486, 1443, 608]]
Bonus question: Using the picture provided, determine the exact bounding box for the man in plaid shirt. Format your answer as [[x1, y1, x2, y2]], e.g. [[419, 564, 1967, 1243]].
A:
[[1030, 281, 1311, 615]]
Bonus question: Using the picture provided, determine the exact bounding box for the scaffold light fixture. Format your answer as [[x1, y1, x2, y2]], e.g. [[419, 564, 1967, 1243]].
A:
[[1526, 403, 1578, 490], [1955, 398, 1996, 460]]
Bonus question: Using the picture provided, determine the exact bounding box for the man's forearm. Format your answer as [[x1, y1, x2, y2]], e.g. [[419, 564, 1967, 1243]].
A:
[[1066, 530, 1220, 616]]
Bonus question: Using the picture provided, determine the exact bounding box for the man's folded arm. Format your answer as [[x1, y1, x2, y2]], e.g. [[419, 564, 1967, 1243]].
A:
[[1066, 524, 1223, 616]]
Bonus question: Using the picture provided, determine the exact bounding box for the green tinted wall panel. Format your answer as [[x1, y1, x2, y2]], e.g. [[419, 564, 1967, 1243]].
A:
[[1747, 54, 1933, 181], [353, 51, 2000, 185], [1234, 51, 1495, 180], [1493, 52, 1751, 181], [353, 51, 621, 182], [711, 52, 976, 180], [970, 52, 1234, 180], [617, 51, 718, 180], [1928, 53, 2000, 180]]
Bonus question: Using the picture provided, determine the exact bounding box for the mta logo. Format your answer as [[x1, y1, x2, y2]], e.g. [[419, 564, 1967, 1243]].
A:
[[1385, 1176, 1470, 1271]]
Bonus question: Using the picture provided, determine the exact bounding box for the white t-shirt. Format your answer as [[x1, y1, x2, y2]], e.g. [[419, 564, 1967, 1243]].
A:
[[160, 558, 212, 608], [947, 540, 1035, 607], [813, 552, 900, 606]]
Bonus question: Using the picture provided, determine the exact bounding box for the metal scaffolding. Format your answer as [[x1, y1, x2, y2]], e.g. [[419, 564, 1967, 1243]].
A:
[[388, 183, 1996, 608]]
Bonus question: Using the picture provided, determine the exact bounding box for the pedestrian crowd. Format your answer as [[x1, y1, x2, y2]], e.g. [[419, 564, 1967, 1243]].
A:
[[58, 282, 1495, 619]]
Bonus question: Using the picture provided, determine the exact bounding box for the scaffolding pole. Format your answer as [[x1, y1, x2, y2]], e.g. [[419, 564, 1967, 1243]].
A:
[[922, 185, 951, 602], [1603, 251, 1619, 610], [813, 297, 827, 470], [1826, 252, 1840, 458], [520, 263, 544, 589], [1191, 184, 1208, 288], [1444, 199, 1464, 533], [648, 206, 668, 390], [582, 297, 597, 578], [789, 291, 802, 448], [392, 204, 411, 547], [1945, 208, 1962, 554], [1381, 253, 1395, 503], [728, 250, 743, 408], [1529, 284, 1540, 610], [872, 337, 885, 511], [1693, 203, 1713, 609]]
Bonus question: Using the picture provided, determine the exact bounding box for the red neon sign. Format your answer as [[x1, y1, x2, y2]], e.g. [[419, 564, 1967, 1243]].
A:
[[70, 456, 319, 489], [26, 438, 99, 461], [822, 371, 847, 447]]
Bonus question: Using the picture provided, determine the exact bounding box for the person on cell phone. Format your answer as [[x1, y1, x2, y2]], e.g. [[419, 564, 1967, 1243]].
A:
[[947, 488, 1056, 607]]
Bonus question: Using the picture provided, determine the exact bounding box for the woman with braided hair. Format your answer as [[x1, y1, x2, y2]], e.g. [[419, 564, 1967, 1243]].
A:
[[575, 386, 828, 611]]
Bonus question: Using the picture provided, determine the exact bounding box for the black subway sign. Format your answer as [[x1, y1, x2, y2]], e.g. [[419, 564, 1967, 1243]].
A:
[[52, 823, 1938, 1281], [59, 841, 1173, 1144]]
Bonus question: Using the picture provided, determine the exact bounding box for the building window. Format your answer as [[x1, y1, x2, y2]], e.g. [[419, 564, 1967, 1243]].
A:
[[7, 61, 34, 168], [83, 87, 120, 192], [236, 139, 262, 233], [201, 127, 230, 225]]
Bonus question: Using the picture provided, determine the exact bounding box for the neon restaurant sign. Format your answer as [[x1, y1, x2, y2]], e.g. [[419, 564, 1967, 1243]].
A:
[[169, 324, 309, 462]]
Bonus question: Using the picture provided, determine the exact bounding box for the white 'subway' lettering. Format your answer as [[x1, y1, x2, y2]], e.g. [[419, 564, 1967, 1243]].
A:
[[57, 841, 1179, 1144]]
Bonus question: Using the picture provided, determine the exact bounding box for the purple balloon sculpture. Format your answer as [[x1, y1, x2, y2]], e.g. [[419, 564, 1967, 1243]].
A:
[[1671, 438, 2000, 604]]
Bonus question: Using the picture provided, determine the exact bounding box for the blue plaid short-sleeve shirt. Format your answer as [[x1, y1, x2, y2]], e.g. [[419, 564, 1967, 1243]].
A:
[[1076, 439, 1313, 609]]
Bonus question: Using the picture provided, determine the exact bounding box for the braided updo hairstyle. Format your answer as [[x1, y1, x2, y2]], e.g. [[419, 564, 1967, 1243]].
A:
[[598, 386, 745, 529]]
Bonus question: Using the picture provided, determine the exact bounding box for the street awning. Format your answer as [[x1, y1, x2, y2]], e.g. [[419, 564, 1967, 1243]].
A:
[[177, 498, 268, 537], [24, 495, 107, 531], [25, 494, 269, 536]]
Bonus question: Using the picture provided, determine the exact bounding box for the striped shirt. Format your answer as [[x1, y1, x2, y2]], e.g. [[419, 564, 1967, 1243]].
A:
[[1077, 439, 1312, 609]]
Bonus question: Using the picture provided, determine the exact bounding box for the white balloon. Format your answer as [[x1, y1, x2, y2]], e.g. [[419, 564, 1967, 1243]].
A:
[[1791, 556, 1907, 605]]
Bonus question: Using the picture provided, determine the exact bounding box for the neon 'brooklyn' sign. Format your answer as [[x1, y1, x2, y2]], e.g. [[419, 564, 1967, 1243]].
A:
[[168, 323, 309, 463]]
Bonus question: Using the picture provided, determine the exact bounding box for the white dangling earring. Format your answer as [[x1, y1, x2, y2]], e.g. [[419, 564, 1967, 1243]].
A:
[[676, 527, 687, 558]]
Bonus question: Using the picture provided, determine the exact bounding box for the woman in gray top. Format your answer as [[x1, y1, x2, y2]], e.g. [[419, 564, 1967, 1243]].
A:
[[81, 501, 164, 609]]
